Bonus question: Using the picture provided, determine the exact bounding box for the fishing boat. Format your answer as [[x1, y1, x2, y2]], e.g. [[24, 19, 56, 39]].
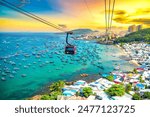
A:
[[114, 65, 120, 70], [9, 75, 14, 78], [1, 77, 6, 81], [21, 74, 27, 77]]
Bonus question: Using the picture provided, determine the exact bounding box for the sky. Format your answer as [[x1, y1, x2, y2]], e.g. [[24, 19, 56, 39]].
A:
[[0, 0, 150, 32]]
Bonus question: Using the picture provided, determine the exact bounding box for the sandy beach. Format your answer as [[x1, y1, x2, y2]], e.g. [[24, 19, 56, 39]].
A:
[[129, 60, 140, 67], [116, 44, 140, 67]]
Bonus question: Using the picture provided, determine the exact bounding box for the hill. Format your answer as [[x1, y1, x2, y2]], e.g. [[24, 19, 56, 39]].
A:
[[71, 28, 93, 34], [115, 28, 150, 43], [56, 28, 94, 35]]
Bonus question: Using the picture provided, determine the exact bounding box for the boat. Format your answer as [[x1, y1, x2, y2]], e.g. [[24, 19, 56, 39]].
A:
[[2, 72, 7, 76], [24, 54, 30, 58], [114, 65, 120, 70], [1, 77, 6, 81], [33, 62, 37, 64], [21, 74, 27, 77], [24, 66, 29, 69], [18, 63, 22, 66], [12, 71, 17, 74], [45, 61, 49, 64], [5, 70, 11, 73], [28, 64, 31, 66], [9, 75, 14, 78]]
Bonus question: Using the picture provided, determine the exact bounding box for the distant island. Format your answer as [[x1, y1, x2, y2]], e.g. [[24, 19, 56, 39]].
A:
[[56, 28, 94, 35], [71, 29, 94, 34]]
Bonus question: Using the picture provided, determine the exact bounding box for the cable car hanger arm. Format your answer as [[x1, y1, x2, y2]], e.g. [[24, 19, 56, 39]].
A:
[[66, 31, 73, 46]]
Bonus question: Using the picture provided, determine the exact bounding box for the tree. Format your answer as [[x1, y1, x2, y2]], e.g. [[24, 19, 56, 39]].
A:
[[125, 84, 132, 93], [143, 92, 150, 99], [133, 68, 138, 74], [41, 91, 62, 100], [132, 93, 142, 100], [49, 91, 62, 100], [82, 87, 93, 98], [139, 76, 144, 83], [145, 85, 148, 89], [134, 86, 139, 91], [144, 34, 150, 42], [106, 75, 114, 81], [120, 42, 124, 47], [76, 92, 80, 97], [41, 94, 51, 100], [40, 81, 65, 100], [49, 80, 65, 92], [114, 28, 150, 43], [105, 84, 125, 96]]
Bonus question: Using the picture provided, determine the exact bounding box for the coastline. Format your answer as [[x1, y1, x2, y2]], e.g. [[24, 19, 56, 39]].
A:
[[129, 60, 140, 67], [115, 44, 140, 67], [30, 43, 140, 100]]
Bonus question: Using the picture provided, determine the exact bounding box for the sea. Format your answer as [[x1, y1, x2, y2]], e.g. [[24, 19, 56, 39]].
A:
[[0, 33, 135, 100]]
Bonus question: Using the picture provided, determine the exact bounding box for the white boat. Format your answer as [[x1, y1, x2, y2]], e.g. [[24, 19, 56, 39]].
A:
[[1, 77, 6, 81]]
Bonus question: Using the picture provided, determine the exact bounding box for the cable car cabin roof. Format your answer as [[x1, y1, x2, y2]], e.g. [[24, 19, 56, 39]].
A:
[[65, 45, 76, 49]]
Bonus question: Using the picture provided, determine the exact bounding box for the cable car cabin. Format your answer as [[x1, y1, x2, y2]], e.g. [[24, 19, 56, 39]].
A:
[[64, 31, 76, 55], [65, 45, 76, 55]]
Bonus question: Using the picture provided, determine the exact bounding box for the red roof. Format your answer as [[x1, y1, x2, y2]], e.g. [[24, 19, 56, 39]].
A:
[[136, 68, 144, 71]]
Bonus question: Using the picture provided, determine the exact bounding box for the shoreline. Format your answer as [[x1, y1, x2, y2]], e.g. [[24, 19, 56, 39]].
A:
[[30, 43, 140, 100], [115, 44, 140, 67]]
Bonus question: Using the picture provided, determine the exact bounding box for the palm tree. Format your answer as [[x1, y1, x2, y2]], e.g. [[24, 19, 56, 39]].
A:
[[50, 81, 65, 92]]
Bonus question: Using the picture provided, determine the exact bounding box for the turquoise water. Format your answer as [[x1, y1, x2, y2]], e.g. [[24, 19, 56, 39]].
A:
[[0, 33, 134, 100]]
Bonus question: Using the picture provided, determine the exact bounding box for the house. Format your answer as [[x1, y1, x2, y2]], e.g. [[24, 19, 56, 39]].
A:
[[136, 83, 145, 90]]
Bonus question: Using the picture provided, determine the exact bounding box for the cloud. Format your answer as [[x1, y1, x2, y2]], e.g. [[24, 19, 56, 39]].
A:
[[113, 10, 130, 23], [58, 24, 67, 28], [136, 8, 150, 14], [114, 16, 150, 26], [114, 10, 127, 15], [131, 18, 150, 25], [113, 9, 150, 26], [113, 17, 128, 23]]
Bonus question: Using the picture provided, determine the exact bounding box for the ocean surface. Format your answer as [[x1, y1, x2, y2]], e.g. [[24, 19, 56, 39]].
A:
[[0, 33, 135, 100]]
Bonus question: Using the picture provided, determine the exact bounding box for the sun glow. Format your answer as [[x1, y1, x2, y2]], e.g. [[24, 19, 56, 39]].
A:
[[0, 0, 150, 32]]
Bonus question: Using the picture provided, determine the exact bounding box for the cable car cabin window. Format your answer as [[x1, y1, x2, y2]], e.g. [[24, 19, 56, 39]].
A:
[[65, 46, 76, 54]]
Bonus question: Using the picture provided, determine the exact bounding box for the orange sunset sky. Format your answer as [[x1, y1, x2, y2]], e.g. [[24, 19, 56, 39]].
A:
[[0, 0, 150, 32]]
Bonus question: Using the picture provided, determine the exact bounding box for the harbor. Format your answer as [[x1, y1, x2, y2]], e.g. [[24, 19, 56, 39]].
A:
[[0, 32, 135, 100]]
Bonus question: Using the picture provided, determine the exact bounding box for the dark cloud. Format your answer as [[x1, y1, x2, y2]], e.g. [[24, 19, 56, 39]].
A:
[[113, 10, 129, 23], [136, 8, 150, 14], [58, 24, 67, 28], [113, 17, 126, 23], [131, 18, 150, 25], [113, 9, 150, 26], [113, 16, 129, 23], [114, 10, 127, 15], [113, 16, 150, 26]]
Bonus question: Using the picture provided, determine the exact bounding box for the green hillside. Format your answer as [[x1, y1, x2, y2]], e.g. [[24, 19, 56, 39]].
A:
[[115, 28, 150, 43]]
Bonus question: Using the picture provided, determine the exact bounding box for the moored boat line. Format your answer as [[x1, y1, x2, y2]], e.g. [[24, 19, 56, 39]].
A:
[[0, 33, 140, 100]]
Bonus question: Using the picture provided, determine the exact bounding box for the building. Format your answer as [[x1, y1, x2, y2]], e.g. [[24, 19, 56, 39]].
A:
[[128, 25, 137, 33], [137, 25, 142, 31], [128, 25, 143, 33]]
